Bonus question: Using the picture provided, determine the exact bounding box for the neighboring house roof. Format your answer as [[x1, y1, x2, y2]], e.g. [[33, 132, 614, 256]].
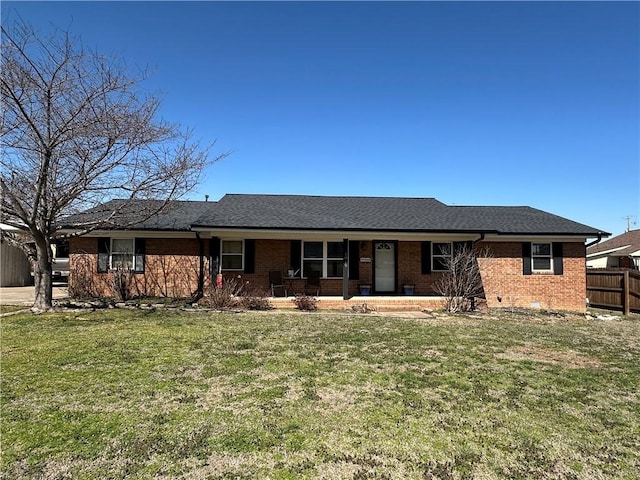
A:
[[587, 229, 640, 257], [62, 194, 609, 237]]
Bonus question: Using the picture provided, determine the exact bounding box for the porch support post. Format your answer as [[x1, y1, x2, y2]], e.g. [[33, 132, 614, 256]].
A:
[[343, 238, 350, 300]]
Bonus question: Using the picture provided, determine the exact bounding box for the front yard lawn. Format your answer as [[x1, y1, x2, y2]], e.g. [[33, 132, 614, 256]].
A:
[[1, 309, 639, 479]]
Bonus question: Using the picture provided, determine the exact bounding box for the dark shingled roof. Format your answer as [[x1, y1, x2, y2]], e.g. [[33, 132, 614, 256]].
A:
[[60, 199, 218, 231], [62, 194, 608, 236], [193, 195, 448, 231], [190, 194, 606, 235]]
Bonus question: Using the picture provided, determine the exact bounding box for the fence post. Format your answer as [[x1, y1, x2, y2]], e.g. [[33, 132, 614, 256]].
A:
[[623, 270, 630, 315]]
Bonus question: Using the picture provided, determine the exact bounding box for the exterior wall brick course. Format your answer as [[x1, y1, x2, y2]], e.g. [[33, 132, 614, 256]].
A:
[[70, 237, 208, 299], [70, 237, 588, 312], [476, 241, 586, 312]]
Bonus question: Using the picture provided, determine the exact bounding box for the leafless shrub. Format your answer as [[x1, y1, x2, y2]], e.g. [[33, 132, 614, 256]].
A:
[[198, 277, 273, 310], [235, 282, 273, 310], [293, 295, 318, 311], [435, 244, 490, 313], [200, 277, 246, 310], [240, 295, 274, 311], [351, 303, 375, 314], [109, 268, 135, 302]]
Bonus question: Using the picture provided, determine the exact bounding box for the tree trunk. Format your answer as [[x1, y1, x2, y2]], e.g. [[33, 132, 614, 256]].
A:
[[32, 239, 53, 311]]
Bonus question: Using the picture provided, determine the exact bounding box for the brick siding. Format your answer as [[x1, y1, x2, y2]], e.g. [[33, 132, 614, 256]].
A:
[[70, 237, 588, 312], [476, 241, 586, 312], [70, 237, 208, 299]]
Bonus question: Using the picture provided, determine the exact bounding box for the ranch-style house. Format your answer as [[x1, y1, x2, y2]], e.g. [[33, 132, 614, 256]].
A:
[[63, 194, 609, 312]]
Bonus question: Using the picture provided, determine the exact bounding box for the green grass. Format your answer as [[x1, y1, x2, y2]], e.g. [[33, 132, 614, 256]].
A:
[[2, 309, 639, 479]]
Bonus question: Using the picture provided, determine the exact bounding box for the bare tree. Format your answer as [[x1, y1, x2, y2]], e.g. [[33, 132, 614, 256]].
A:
[[434, 243, 489, 313], [1, 22, 226, 310]]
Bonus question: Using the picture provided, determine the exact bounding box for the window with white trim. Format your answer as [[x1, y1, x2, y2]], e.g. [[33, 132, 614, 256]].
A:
[[432, 242, 452, 271], [302, 241, 344, 278], [221, 240, 244, 270], [97, 237, 145, 273], [111, 238, 135, 270], [531, 242, 552, 272]]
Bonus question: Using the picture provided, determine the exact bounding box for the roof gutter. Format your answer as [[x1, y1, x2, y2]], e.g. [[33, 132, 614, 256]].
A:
[[473, 233, 485, 244]]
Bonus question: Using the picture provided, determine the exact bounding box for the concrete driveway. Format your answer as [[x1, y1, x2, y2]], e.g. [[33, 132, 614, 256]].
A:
[[0, 284, 68, 306]]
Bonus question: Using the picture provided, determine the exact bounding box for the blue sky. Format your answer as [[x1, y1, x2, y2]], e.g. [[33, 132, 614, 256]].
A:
[[4, 1, 639, 237]]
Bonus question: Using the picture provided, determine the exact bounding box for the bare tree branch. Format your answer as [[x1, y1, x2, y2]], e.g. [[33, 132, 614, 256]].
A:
[[1, 21, 228, 309], [434, 243, 490, 313]]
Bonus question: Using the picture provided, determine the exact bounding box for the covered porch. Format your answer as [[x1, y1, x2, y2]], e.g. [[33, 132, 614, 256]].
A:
[[209, 235, 469, 300]]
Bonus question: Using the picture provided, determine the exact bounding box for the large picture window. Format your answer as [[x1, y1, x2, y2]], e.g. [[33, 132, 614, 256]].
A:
[[302, 241, 344, 278], [221, 240, 244, 270]]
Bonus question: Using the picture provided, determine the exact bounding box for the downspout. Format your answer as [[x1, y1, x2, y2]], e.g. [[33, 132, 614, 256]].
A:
[[473, 233, 485, 245], [585, 233, 603, 248], [471, 233, 486, 311], [191, 232, 205, 302]]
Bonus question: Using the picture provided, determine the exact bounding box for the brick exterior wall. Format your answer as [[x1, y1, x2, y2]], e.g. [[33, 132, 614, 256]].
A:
[[70, 237, 208, 299], [237, 239, 360, 296], [70, 237, 588, 312], [476, 241, 587, 312]]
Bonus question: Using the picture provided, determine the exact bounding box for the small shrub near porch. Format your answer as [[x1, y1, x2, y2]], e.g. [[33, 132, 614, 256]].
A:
[[292, 295, 318, 311], [199, 277, 273, 311]]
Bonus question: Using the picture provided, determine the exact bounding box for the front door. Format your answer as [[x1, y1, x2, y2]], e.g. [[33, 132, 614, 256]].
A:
[[374, 241, 396, 293]]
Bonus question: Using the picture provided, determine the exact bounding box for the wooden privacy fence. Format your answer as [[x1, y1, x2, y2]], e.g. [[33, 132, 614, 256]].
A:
[[586, 269, 640, 314]]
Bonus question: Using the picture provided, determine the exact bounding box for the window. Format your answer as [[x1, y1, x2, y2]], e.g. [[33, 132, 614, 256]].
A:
[[221, 240, 244, 270], [326, 241, 344, 277], [53, 242, 69, 259], [531, 242, 552, 272], [302, 241, 344, 278], [432, 242, 452, 271], [98, 238, 145, 273], [303, 241, 323, 277], [111, 238, 135, 269], [523, 242, 562, 276]]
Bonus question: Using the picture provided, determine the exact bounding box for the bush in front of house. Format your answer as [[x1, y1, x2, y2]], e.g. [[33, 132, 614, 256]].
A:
[[434, 244, 490, 313], [200, 278, 244, 309], [237, 283, 273, 310], [240, 295, 274, 311], [293, 295, 318, 311], [200, 278, 273, 311]]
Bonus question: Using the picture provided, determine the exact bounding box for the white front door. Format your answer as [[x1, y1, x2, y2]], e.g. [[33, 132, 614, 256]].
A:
[[374, 242, 395, 293]]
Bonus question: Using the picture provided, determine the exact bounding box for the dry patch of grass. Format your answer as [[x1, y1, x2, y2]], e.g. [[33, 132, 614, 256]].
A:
[[496, 344, 602, 369]]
